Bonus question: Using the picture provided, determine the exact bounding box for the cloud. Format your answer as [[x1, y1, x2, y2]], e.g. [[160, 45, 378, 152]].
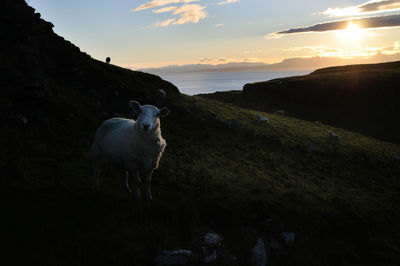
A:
[[200, 57, 213, 62], [134, 1, 207, 26], [154, 18, 176, 27], [215, 23, 224, 27], [198, 57, 261, 65], [265, 14, 400, 38], [321, 0, 400, 17], [289, 46, 381, 59], [152, 6, 178, 13], [381, 40, 400, 54], [281, 41, 400, 59], [171, 4, 207, 24], [218, 0, 240, 5], [133, 0, 198, 11]]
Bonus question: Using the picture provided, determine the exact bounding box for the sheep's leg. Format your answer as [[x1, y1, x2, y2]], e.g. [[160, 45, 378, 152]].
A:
[[129, 169, 141, 200], [121, 171, 131, 193], [144, 170, 154, 201]]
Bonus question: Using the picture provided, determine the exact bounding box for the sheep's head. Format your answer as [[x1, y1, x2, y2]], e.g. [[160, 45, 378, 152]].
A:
[[129, 100, 170, 133]]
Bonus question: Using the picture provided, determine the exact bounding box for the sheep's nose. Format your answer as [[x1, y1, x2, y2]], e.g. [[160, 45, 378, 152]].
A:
[[143, 124, 150, 130]]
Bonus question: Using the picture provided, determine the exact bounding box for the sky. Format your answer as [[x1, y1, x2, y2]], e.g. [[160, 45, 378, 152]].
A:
[[27, 0, 400, 69]]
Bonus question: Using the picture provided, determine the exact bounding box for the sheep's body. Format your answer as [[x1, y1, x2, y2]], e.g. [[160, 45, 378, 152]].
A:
[[91, 101, 169, 200], [256, 113, 269, 123], [92, 118, 165, 170]]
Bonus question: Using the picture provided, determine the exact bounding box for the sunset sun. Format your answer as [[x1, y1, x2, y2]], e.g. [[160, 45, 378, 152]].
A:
[[336, 22, 364, 41]]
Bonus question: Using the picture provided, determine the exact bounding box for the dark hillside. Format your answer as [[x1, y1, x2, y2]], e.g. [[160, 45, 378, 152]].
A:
[[199, 61, 400, 144], [2, 1, 400, 266], [0, 0, 179, 131]]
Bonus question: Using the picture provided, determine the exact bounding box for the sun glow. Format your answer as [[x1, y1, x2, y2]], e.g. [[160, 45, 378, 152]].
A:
[[336, 22, 365, 41]]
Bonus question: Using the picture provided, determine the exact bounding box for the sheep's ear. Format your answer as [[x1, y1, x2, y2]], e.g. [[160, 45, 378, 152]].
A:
[[159, 107, 170, 117], [129, 100, 141, 114]]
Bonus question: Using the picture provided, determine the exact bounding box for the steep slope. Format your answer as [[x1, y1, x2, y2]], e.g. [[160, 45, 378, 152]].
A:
[[199, 61, 400, 144], [0, 0, 179, 135], [2, 1, 400, 266]]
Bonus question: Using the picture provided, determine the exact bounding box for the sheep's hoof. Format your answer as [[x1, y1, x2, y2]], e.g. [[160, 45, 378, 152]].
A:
[[145, 192, 153, 201], [121, 187, 132, 193]]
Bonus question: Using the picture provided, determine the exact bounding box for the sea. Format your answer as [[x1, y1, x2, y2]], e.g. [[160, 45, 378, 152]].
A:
[[154, 70, 311, 95]]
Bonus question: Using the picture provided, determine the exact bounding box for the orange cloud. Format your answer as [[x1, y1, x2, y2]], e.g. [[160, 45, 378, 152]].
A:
[[133, 0, 198, 12], [321, 0, 400, 17]]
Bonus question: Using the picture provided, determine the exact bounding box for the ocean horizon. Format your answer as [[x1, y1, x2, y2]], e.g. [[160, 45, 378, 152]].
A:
[[153, 70, 311, 95]]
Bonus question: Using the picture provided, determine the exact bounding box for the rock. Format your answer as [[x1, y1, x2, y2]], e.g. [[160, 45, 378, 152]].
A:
[[226, 119, 243, 128], [16, 114, 28, 125], [267, 237, 286, 257], [199, 114, 218, 122], [154, 249, 192, 266], [392, 156, 400, 168], [251, 237, 267, 266], [274, 110, 285, 115], [307, 145, 316, 152], [204, 249, 217, 263], [357, 152, 370, 161], [282, 232, 295, 247], [162, 249, 192, 256], [256, 114, 269, 123], [203, 232, 223, 247], [197, 232, 223, 263]]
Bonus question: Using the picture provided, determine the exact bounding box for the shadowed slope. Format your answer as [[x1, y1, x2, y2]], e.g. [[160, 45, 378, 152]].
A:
[[2, 1, 400, 266], [199, 61, 400, 144]]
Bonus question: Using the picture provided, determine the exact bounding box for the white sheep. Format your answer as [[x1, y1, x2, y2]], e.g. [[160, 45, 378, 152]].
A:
[[256, 113, 269, 123], [327, 130, 340, 144], [91, 100, 170, 200]]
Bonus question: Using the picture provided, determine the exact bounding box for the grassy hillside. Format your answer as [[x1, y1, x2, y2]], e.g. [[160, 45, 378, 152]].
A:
[[199, 61, 400, 144], [2, 1, 400, 265]]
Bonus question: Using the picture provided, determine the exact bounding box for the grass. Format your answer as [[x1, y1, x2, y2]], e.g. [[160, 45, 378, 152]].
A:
[[198, 61, 400, 144], [3, 92, 400, 265], [4, 1, 400, 264]]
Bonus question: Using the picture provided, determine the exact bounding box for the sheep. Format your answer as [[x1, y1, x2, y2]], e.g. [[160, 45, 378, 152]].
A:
[[315, 121, 322, 125], [91, 100, 170, 200], [256, 113, 269, 123], [274, 110, 285, 115], [154, 89, 166, 107], [327, 130, 340, 144], [106, 57, 111, 64]]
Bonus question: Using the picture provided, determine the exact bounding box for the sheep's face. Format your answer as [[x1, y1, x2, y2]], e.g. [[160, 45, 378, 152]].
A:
[[130, 101, 170, 133]]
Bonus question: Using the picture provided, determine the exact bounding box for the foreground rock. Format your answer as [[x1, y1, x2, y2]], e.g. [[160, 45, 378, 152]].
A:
[[251, 237, 267, 266], [155, 231, 227, 265], [154, 249, 193, 266]]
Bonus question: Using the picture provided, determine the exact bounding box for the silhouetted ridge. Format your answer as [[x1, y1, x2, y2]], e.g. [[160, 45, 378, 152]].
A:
[[200, 60, 400, 144], [0, 0, 179, 132]]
